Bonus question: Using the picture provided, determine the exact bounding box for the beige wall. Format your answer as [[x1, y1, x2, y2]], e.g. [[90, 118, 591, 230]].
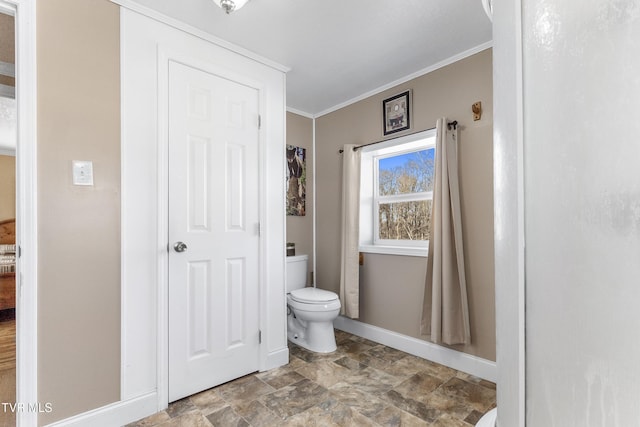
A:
[[0, 13, 15, 88], [286, 112, 314, 284], [0, 13, 14, 63], [315, 49, 495, 361], [37, 0, 121, 423], [0, 155, 15, 221]]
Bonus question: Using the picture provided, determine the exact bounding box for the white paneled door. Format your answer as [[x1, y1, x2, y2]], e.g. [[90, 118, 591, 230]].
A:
[[168, 60, 261, 402]]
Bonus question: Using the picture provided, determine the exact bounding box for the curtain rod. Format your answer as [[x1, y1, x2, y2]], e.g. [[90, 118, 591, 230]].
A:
[[338, 120, 457, 154]]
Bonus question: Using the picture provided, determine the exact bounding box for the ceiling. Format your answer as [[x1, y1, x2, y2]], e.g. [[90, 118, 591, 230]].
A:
[[1, 2, 491, 154], [137, 1, 492, 116], [130, 0, 491, 116]]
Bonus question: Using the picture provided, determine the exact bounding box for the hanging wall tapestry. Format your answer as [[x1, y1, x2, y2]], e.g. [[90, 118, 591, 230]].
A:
[[286, 144, 306, 216]]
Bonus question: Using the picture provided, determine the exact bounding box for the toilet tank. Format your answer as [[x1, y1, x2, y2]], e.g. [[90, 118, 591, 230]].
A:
[[286, 254, 308, 293]]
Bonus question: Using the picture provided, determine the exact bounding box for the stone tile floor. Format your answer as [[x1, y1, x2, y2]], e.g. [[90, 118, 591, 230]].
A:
[[128, 331, 496, 426]]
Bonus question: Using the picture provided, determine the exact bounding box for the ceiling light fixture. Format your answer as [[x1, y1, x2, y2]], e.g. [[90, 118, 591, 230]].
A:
[[213, 0, 250, 14]]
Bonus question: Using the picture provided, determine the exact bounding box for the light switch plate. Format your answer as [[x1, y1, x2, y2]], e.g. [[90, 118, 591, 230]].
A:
[[72, 160, 94, 186]]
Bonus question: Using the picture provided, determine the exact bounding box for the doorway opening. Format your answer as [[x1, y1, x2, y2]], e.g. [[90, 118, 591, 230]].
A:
[[0, 8, 16, 427]]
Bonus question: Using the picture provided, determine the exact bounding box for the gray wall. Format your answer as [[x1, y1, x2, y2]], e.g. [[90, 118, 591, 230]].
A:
[[315, 49, 495, 361]]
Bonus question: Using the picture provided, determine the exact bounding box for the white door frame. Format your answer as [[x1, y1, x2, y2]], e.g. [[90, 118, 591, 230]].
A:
[[492, 0, 526, 426], [1, 0, 38, 426], [120, 8, 288, 413], [159, 48, 265, 404]]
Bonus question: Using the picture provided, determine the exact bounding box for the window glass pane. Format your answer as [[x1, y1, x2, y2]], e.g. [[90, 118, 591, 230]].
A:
[[378, 148, 435, 195], [378, 200, 432, 241]]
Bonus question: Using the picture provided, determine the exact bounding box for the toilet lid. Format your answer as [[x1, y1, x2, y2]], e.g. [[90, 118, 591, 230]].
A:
[[290, 287, 338, 304]]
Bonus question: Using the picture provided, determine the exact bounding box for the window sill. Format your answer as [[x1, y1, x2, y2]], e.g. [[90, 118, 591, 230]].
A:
[[359, 244, 428, 258]]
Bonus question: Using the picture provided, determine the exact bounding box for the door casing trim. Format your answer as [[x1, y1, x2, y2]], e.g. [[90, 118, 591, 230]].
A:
[[121, 8, 287, 413], [0, 0, 39, 425]]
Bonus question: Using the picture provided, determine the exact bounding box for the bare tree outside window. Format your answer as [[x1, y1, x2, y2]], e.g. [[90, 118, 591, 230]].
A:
[[377, 149, 434, 241]]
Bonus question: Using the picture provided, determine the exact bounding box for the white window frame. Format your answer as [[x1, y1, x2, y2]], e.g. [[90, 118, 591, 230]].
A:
[[359, 129, 436, 257]]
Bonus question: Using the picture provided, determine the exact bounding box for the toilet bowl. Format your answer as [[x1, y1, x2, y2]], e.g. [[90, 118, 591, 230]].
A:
[[286, 255, 341, 353], [287, 288, 341, 352], [475, 408, 497, 427]]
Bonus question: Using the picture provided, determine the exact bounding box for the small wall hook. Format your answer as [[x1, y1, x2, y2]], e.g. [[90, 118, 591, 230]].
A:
[[472, 101, 482, 121]]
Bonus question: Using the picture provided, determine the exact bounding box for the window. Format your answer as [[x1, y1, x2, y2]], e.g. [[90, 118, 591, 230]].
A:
[[360, 129, 435, 257]]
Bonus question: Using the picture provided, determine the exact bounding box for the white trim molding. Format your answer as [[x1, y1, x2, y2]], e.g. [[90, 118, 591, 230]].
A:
[[314, 41, 493, 118], [264, 347, 289, 372], [492, 0, 526, 425], [311, 117, 317, 285], [44, 393, 157, 427], [110, 0, 289, 74], [358, 244, 427, 258], [0, 0, 40, 426], [286, 42, 493, 119], [334, 316, 497, 383], [286, 107, 314, 120]]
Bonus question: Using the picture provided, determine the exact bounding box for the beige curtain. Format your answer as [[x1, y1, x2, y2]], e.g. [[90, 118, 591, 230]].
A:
[[421, 118, 471, 345], [340, 144, 361, 318]]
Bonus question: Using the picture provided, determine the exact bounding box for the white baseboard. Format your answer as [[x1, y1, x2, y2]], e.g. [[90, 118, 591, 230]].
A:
[[46, 346, 289, 427], [44, 392, 158, 427], [334, 316, 497, 383], [262, 347, 289, 372]]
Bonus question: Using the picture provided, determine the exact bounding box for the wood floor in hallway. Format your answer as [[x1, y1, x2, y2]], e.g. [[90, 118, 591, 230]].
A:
[[0, 316, 16, 427]]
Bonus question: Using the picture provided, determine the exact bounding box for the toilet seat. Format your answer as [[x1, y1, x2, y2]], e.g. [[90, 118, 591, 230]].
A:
[[290, 287, 338, 304], [287, 294, 341, 313]]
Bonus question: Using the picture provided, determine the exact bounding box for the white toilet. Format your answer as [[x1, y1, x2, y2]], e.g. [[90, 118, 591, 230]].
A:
[[475, 408, 497, 427], [286, 254, 341, 353]]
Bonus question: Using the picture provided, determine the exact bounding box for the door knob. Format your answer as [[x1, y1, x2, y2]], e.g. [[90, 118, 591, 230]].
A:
[[173, 241, 188, 253]]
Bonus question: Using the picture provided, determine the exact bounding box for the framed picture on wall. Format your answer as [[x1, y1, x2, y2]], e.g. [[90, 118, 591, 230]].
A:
[[383, 90, 411, 135], [286, 144, 306, 216]]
